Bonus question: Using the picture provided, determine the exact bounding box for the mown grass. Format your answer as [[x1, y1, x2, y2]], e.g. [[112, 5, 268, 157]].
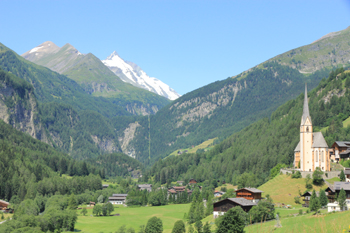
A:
[[166, 138, 217, 158], [258, 174, 327, 205], [75, 204, 190, 233], [215, 183, 237, 192], [245, 210, 350, 233], [326, 176, 341, 185]]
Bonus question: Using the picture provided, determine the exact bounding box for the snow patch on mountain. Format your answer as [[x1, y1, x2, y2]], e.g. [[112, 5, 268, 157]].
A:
[[29, 46, 43, 53], [102, 51, 180, 100]]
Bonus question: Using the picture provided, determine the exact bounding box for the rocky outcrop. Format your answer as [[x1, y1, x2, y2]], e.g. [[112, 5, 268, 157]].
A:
[[126, 103, 159, 115], [91, 135, 119, 153], [0, 82, 49, 143], [118, 122, 140, 158]]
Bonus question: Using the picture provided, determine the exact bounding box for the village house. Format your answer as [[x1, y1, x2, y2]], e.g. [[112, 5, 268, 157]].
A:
[[212, 187, 263, 218], [167, 186, 192, 199], [177, 181, 184, 186], [326, 182, 350, 212], [0, 200, 9, 210], [301, 191, 324, 207], [102, 184, 109, 189], [188, 179, 197, 185], [213, 198, 256, 218], [109, 194, 128, 205], [345, 168, 350, 182], [331, 141, 350, 161], [294, 84, 331, 172], [137, 184, 152, 192], [235, 188, 263, 203], [214, 191, 225, 198]]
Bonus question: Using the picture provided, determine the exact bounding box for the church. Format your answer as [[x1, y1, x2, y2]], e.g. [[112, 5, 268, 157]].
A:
[[294, 84, 330, 172]]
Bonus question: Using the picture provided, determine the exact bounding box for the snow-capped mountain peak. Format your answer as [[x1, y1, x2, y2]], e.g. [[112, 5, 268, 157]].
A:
[[102, 52, 180, 100]]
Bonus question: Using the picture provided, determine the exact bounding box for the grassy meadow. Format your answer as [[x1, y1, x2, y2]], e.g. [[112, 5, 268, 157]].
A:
[[75, 204, 190, 233], [258, 174, 328, 205], [245, 210, 350, 233]]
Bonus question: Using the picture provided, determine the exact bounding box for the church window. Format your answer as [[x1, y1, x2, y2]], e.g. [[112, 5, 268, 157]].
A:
[[306, 127, 309, 132], [316, 151, 318, 162], [322, 151, 324, 162]]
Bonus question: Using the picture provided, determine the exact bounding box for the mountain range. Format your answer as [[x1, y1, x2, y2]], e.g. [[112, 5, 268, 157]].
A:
[[22, 42, 180, 100], [102, 51, 180, 100], [1, 26, 350, 164]]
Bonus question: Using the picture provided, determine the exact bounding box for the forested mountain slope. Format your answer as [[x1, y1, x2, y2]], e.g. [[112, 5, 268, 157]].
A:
[[125, 63, 329, 164], [21, 42, 169, 115], [119, 26, 350, 164], [144, 67, 350, 188]]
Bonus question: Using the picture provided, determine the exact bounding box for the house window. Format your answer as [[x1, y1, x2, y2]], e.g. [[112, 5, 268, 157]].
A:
[[316, 151, 318, 162]]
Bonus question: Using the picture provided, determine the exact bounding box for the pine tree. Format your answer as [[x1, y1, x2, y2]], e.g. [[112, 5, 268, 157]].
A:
[[338, 188, 346, 211], [68, 193, 77, 210], [340, 170, 346, 182], [309, 190, 321, 215], [203, 222, 211, 233], [319, 189, 328, 207]]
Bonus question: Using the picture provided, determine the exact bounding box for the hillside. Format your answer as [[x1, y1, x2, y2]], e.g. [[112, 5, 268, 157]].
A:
[[111, 27, 350, 163], [143, 67, 350, 187], [21, 42, 170, 114]]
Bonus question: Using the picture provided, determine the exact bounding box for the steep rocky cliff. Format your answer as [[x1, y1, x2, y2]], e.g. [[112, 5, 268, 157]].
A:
[[0, 69, 48, 143]]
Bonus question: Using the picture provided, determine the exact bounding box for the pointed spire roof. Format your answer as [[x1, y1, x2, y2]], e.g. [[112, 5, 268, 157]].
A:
[[301, 83, 312, 125]]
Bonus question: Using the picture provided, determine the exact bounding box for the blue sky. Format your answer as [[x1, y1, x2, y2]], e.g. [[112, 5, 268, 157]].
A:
[[2, 0, 350, 95]]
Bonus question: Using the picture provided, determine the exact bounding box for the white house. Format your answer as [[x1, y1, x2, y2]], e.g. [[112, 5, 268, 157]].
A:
[[109, 194, 127, 205], [327, 201, 348, 212]]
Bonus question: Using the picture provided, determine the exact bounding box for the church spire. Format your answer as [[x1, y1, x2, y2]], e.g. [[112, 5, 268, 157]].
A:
[[301, 83, 311, 125]]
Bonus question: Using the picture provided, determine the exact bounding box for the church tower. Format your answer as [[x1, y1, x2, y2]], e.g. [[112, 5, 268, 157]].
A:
[[300, 84, 313, 171]]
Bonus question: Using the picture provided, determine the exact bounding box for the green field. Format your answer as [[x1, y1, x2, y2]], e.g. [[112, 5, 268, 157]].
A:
[[245, 210, 350, 233], [75, 204, 190, 233], [166, 138, 217, 158]]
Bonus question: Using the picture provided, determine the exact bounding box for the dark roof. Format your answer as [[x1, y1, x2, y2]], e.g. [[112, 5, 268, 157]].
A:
[[302, 191, 321, 197], [112, 194, 128, 197], [332, 141, 350, 148], [340, 149, 350, 155], [334, 182, 350, 191], [344, 168, 350, 175], [213, 198, 257, 207], [235, 188, 263, 193], [312, 132, 328, 148]]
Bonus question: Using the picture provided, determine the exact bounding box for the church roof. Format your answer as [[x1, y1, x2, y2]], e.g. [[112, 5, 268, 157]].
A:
[[312, 132, 328, 148], [301, 84, 312, 125], [294, 142, 300, 152]]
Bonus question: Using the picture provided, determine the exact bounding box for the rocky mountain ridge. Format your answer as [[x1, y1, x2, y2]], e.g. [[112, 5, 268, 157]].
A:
[[102, 51, 180, 100]]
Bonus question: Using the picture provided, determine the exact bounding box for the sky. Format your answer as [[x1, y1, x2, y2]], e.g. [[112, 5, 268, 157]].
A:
[[1, 0, 350, 96]]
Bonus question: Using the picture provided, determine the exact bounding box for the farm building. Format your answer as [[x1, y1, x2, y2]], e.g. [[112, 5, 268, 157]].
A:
[[0, 200, 9, 210], [213, 198, 256, 218], [137, 184, 152, 192], [109, 194, 128, 205], [235, 188, 263, 203]]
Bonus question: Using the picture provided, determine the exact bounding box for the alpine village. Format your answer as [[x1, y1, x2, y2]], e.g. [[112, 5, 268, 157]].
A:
[[2, 9, 350, 233]]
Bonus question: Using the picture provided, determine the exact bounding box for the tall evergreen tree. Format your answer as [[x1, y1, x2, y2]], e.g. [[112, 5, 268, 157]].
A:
[[309, 190, 321, 214], [338, 188, 347, 211], [319, 189, 328, 207], [340, 170, 346, 182]]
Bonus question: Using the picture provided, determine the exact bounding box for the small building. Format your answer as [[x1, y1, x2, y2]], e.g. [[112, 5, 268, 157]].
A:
[[189, 179, 197, 185], [109, 194, 128, 205], [89, 201, 95, 206], [327, 201, 348, 212], [235, 188, 263, 203], [177, 181, 184, 186], [167, 186, 192, 200], [214, 191, 225, 197], [213, 198, 256, 218], [331, 141, 350, 161], [102, 184, 109, 189], [138, 184, 152, 192], [0, 200, 9, 210], [326, 182, 350, 206], [301, 191, 326, 207], [344, 168, 350, 182]]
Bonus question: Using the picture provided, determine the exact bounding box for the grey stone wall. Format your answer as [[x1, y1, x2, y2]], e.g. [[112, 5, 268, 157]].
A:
[[280, 168, 340, 179]]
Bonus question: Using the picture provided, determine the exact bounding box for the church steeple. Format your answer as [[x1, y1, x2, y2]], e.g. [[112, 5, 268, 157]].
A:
[[301, 83, 312, 125]]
